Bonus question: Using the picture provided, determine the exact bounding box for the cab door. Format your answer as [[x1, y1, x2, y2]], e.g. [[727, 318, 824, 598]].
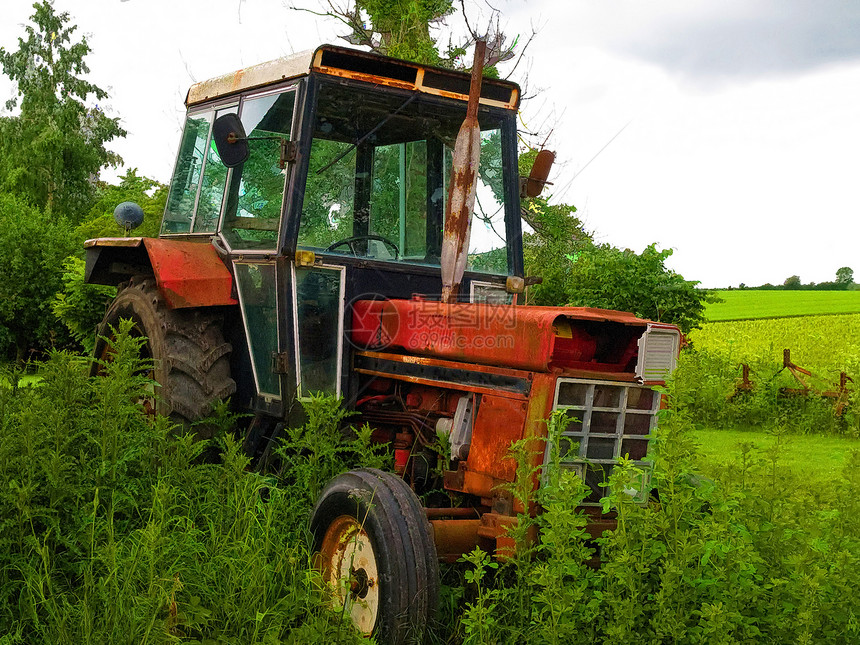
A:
[[219, 87, 298, 407]]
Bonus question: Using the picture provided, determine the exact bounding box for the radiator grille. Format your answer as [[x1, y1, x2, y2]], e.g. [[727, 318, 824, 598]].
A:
[[544, 378, 659, 506]]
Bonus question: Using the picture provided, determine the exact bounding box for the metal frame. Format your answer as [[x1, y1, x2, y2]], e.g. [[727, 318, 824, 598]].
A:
[[544, 377, 660, 505], [290, 262, 346, 400], [469, 280, 513, 304]]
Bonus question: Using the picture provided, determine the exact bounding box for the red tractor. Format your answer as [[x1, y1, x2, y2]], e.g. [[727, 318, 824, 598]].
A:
[[85, 45, 681, 642]]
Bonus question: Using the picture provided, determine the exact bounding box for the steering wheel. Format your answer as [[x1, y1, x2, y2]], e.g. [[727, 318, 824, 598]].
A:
[[325, 234, 400, 260]]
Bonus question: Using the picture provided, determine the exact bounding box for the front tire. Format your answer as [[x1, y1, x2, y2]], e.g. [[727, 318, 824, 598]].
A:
[[93, 276, 236, 426], [311, 469, 439, 643]]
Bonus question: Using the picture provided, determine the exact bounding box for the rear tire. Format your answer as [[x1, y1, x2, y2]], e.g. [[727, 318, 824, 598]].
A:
[[93, 276, 236, 426], [311, 468, 439, 643]]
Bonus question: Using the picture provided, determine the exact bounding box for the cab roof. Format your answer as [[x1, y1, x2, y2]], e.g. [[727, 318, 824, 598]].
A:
[[186, 44, 521, 111]]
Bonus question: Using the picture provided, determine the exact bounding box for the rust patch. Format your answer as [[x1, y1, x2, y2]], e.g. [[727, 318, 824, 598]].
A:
[[430, 519, 482, 562], [466, 396, 528, 482]]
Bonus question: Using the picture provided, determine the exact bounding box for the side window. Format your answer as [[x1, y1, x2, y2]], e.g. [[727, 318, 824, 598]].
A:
[[193, 108, 232, 232], [162, 109, 233, 235], [222, 90, 296, 251], [162, 113, 211, 234]]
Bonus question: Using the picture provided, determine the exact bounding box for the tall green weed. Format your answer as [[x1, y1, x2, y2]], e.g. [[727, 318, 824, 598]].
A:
[[453, 385, 860, 644], [0, 324, 360, 643]]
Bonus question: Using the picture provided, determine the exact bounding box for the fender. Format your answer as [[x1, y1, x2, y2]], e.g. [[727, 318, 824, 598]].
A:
[[84, 237, 238, 309]]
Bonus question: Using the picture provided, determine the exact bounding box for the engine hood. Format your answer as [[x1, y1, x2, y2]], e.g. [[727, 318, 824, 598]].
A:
[[350, 299, 680, 380]]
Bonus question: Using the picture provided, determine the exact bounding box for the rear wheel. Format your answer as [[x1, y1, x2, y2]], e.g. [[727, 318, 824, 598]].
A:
[[93, 276, 236, 427], [311, 468, 439, 643]]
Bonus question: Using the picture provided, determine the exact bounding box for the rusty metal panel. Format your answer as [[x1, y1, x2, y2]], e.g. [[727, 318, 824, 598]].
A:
[[441, 40, 486, 304], [185, 45, 520, 110], [350, 299, 662, 374], [353, 350, 532, 399], [186, 50, 314, 106], [142, 239, 238, 309], [466, 396, 528, 482], [429, 519, 482, 562], [477, 512, 538, 559], [84, 237, 144, 249], [313, 45, 520, 110]]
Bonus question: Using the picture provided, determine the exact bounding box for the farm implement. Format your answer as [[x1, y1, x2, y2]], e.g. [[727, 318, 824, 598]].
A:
[[734, 349, 853, 415]]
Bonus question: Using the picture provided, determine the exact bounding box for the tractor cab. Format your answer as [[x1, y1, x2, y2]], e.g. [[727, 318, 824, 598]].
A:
[[158, 45, 523, 413]]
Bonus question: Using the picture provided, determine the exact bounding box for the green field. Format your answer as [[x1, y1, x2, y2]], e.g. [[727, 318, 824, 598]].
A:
[[694, 428, 859, 487], [705, 289, 860, 321], [687, 312, 860, 374]]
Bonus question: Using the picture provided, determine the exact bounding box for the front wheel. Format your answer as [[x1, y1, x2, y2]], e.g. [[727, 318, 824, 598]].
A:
[[311, 469, 439, 643]]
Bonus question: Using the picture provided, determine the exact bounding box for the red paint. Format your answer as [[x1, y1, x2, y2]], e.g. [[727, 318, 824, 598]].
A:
[[394, 449, 410, 473], [142, 239, 237, 309], [466, 396, 527, 482], [351, 299, 667, 374], [86, 238, 237, 309]]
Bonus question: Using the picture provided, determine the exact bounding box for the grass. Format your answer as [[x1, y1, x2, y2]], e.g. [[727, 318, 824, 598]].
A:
[[693, 427, 860, 486], [705, 289, 860, 321]]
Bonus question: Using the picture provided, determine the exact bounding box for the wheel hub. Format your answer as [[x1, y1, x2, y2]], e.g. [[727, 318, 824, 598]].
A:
[[319, 515, 380, 634]]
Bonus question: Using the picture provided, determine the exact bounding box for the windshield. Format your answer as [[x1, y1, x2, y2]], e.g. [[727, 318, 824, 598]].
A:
[[297, 81, 512, 274]]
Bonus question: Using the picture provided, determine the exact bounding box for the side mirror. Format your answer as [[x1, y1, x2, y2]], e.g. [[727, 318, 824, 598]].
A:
[[523, 149, 555, 198], [212, 113, 250, 168]]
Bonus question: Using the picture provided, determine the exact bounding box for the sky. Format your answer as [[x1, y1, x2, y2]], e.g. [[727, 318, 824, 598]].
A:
[[1, 0, 858, 289]]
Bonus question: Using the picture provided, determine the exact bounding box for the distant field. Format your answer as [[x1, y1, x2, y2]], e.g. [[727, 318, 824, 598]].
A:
[[705, 289, 860, 321], [693, 428, 860, 488], [688, 313, 860, 373]]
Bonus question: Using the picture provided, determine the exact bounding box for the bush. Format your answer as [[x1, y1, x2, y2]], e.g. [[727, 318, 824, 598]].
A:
[[0, 193, 77, 361], [52, 257, 116, 354]]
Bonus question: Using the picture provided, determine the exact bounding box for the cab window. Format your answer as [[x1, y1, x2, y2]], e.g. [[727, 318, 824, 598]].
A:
[[297, 82, 510, 274], [162, 108, 233, 235], [221, 89, 297, 251]]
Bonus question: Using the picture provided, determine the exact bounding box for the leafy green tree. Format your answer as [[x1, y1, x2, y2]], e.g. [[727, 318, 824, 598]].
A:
[[0, 193, 76, 361], [783, 275, 802, 290], [0, 1, 125, 222], [346, 0, 455, 64], [564, 244, 713, 334], [296, 0, 524, 73], [836, 266, 853, 285], [522, 198, 591, 306]]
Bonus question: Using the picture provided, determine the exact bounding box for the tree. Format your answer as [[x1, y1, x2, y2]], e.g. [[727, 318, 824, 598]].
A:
[[0, 1, 125, 223], [836, 266, 853, 285], [563, 244, 713, 334], [293, 0, 529, 73], [52, 257, 115, 354], [0, 193, 76, 362], [783, 275, 802, 290]]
